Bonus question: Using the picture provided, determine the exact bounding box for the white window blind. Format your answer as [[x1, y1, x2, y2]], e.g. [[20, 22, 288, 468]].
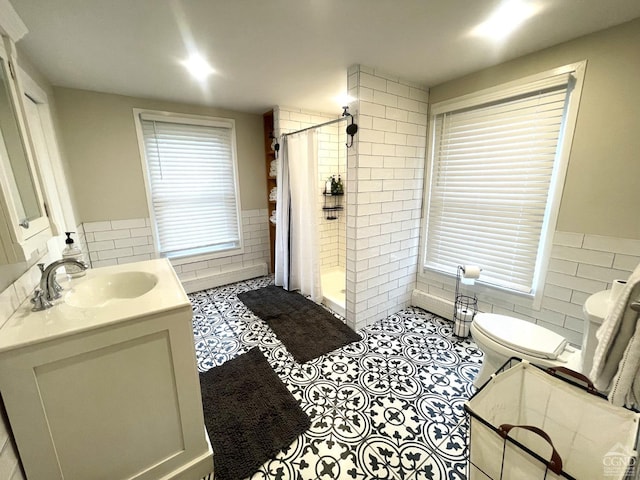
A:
[[425, 75, 575, 294], [139, 114, 241, 258]]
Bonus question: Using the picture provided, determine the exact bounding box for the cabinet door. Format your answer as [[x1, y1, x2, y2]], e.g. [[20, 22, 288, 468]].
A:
[[0, 308, 212, 480], [0, 39, 51, 263], [19, 61, 79, 239]]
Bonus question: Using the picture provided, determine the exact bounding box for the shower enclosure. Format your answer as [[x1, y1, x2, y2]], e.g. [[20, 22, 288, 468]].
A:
[[317, 123, 347, 316], [272, 108, 348, 317]]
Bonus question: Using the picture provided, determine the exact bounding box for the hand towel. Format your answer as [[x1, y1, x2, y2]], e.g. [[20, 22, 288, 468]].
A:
[[590, 261, 640, 406], [608, 312, 640, 407]]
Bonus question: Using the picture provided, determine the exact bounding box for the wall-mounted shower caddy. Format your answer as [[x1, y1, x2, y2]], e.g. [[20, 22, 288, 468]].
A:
[[322, 176, 344, 220], [322, 194, 343, 220]]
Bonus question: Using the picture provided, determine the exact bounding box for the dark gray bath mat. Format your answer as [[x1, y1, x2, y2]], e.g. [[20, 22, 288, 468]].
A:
[[237, 285, 361, 363], [199, 348, 310, 480]]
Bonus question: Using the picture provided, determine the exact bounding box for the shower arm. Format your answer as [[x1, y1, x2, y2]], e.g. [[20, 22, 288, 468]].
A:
[[278, 107, 358, 148]]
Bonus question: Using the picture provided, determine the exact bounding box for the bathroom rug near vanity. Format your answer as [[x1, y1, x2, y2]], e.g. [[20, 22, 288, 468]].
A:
[[237, 285, 361, 362], [199, 347, 310, 480]]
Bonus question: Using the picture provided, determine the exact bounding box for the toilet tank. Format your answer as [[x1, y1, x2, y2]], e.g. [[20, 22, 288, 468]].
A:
[[582, 290, 609, 376]]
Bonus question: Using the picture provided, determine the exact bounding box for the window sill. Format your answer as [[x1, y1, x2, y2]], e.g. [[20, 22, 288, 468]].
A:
[[418, 267, 542, 311], [165, 244, 245, 267]]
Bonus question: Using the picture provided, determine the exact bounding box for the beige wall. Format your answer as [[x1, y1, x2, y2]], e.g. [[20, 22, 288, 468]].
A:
[[53, 87, 267, 222], [429, 18, 640, 240]]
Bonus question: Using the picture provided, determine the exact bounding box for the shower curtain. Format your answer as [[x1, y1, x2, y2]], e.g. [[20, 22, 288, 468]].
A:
[[274, 130, 322, 302]]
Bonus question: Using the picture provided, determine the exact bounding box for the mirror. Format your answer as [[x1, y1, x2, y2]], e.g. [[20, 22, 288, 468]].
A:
[[0, 55, 41, 224]]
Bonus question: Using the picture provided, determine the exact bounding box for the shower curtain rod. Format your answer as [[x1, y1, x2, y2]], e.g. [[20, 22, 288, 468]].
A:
[[281, 115, 348, 137]]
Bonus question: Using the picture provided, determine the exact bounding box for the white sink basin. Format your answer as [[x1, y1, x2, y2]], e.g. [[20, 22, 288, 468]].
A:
[[0, 259, 189, 354], [65, 271, 159, 308]]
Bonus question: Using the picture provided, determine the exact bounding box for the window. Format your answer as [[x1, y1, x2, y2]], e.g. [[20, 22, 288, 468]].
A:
[[135, 111, 242, 259], [423, 63, 585, 295]]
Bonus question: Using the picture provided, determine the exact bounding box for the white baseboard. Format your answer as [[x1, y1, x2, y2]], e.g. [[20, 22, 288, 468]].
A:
[[181, 263, 268, 294], [411, 288, 455, 321]]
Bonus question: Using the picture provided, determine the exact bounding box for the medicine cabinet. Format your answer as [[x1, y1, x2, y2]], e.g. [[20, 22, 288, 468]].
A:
[[0, 36, 51, 264]]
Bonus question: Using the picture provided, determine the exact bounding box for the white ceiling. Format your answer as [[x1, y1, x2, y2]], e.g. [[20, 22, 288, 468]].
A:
[[10, 0, 640, 115]]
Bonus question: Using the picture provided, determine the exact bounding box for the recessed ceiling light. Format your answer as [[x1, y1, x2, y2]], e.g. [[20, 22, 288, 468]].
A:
[[470, 0, 541, 41], [181, 53, 215, 81]]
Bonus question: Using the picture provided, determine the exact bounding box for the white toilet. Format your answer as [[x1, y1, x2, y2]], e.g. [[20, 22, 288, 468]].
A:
[[470, 290, 609, 388]]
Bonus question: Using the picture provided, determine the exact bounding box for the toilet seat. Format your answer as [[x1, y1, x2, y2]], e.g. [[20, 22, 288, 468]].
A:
[[473, 313, 568, 360], [470, 313, 582, 388]]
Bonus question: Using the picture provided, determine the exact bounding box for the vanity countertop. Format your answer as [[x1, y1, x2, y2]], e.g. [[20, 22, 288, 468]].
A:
[[0, 258, 189, 353]]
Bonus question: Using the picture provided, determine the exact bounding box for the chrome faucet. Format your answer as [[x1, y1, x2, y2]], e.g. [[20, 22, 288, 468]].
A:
[[31, 258, 89, 311]]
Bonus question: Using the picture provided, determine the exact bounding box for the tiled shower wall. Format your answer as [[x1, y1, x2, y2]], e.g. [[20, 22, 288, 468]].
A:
[[345, 65, 428, 331], [273, 106, 347, 271], [415, 231, 640, 345], [81, 208, 270, 292], [318, 123, 347, 270]]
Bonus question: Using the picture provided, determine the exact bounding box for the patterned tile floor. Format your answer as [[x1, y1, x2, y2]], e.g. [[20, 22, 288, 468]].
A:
[[190, 276, 484, 480]]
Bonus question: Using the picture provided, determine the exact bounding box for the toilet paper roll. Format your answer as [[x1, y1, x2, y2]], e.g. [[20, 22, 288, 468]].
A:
[[609, 279, 628, 310], [460, 265, 481, 285], [462, 265, 481, 279]]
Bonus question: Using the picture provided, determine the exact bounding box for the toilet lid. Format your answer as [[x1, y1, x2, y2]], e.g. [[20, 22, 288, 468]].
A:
[[474, 313, 568, 360]]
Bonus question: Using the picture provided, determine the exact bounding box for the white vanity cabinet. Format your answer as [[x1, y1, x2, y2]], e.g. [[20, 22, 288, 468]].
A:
[[0, 35, 52, 265], [0, 259, 214, 480]]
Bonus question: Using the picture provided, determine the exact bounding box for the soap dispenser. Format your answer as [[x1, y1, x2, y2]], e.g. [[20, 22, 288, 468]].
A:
[[62, 232, 86, 278]]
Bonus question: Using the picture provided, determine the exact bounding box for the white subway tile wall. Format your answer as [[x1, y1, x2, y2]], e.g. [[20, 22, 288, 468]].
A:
[[318, 125, 347, 271], [415, 231, 640, 345], [0, 214, 267, 323], [171, 209, 270, 284], [346, 65, 428, 331], [0, 284, 20, 327], [82, 218, 155, 268], [274, 106, 347, 271], [82, 209, 270, 284]]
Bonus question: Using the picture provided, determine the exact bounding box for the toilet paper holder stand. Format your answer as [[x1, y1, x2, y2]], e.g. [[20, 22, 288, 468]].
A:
[[453, 265, 479, 338]]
